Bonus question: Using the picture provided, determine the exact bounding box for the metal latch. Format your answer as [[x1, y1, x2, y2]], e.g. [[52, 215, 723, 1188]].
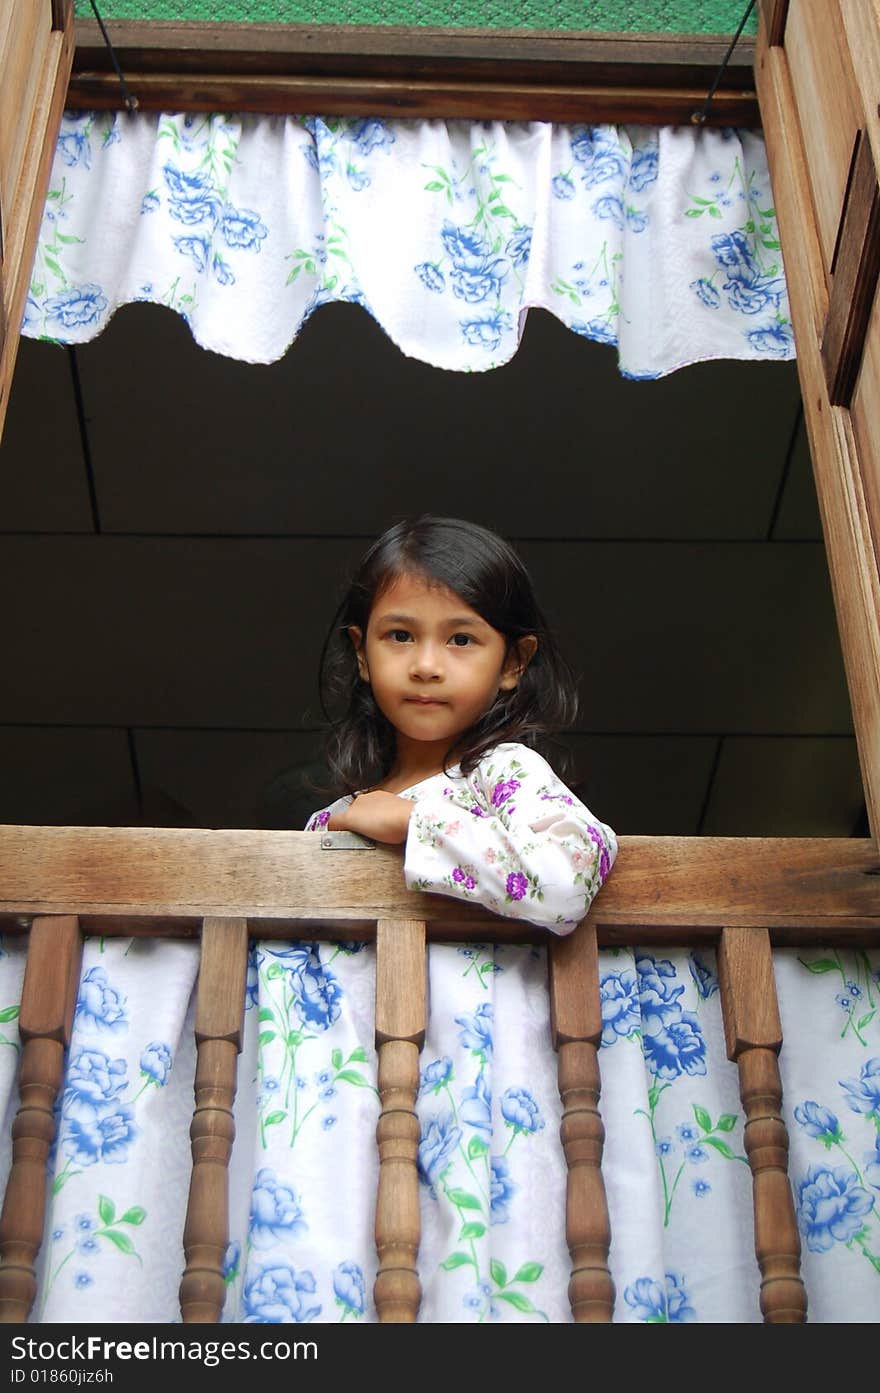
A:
[[320, 831, 376, 850]]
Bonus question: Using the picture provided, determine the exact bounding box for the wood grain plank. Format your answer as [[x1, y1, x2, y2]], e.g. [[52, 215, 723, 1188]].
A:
[[756, 18, 880, 841], [837, 2, 880, 589], [717, 925, 782, 1056], [758, 0, 790, 47], [63, 71, 757, 125], [0, 4, 13, 62], [717, 927, 806, 1323], [0, 3, 73, 442], [0, 2, 49, 231], [822, 130, 880, 404], [67, 19, 757, 124], [549, 924, 613, 1322], [374, 918, 425, 1322], [754, 14, 829, 336], [549, 919, 602, 1046], [839, 0, 880, 179], [0, 916, 82, 1322], [194, 916, 249, 1048], [849, 277, 880, 589], [375, 918, 425, 1046], [783, 0, 863, 269], [70, 19, 757, 76], [0, 827, 877, 931], [0, 828, 877, 946], [180, 917, 248, 1323]]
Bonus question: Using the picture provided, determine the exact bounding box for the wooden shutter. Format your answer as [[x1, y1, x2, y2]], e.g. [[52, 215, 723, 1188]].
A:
[[756, 0, 880, 839], [0, 0, 74, 442]]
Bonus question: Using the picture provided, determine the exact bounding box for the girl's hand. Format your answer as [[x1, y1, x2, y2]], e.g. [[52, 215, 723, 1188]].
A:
[[327, 791, 413, 844]]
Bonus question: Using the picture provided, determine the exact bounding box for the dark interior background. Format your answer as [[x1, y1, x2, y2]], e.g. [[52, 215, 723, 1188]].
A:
[[0, 299, 865, 836]]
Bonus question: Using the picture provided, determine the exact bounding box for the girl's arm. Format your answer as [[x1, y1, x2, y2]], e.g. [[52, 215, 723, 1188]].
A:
[[402, 744, 617, 934]]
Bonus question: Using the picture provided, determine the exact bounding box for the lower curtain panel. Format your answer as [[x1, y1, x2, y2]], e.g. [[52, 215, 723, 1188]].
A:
[[0, 933, 877, 1322]]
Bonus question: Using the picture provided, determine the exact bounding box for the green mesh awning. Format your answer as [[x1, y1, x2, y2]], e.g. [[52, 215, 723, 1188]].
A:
[[72, 2, 758, 33]]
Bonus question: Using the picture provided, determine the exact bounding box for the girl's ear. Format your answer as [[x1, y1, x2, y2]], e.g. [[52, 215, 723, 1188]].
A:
[[499, 634, 538, 691], [348, 626, 370, 682]]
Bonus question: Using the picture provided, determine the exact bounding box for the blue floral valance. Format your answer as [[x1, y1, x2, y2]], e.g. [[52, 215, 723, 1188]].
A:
[[24, 111, 793, 378]]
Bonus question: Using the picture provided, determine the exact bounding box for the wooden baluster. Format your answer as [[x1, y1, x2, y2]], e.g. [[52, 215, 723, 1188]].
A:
[[548, 922, 614, 1322], [373, 918, 426, 1323], [0, 916, 81, 1322], [179, 917, 248, 1323], [717, 926, 807, 1323]]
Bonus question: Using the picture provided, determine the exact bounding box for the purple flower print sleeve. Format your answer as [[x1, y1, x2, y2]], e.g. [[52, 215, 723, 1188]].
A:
[[403, 743, 618, 933], [304, 796, 353, 832]]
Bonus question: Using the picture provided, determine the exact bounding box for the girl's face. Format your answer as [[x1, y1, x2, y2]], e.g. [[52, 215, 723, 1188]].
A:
[[349, 572, 535, 763]]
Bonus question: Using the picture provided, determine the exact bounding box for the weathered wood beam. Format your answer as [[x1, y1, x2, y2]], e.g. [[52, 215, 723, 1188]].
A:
[[822, 129, 880, 406], [756, 4, 880, 841], [717, 925, 806, 1323], [0, 826, 877, 946], [548, 922, 613, 1323], [179, 916, 248, 1325], [0, 0, 74, 441], [66, 20, 759, 125], [0, 916, 81, 1323], [757, 1, 789, 48], [373, 918, 425, 1323]]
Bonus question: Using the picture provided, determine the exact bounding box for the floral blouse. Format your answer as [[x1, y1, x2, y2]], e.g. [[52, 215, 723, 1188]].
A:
[[306, 742, 617, 933]]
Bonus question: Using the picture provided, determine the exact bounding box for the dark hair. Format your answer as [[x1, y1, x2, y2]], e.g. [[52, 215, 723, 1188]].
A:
[[319, 515, 579, 795]]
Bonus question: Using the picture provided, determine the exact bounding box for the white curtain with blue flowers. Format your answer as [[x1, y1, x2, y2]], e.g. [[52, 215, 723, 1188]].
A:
[[0, 934, 877, 1324], [22, 111, 793, 377]]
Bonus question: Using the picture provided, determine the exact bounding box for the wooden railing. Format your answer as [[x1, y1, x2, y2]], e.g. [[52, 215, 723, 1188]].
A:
[[0, 824, 878, 1324]]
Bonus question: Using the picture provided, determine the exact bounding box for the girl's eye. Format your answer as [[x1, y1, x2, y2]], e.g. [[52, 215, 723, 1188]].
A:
[[449, 633, 474, 647], [388, 629, 412, 643]]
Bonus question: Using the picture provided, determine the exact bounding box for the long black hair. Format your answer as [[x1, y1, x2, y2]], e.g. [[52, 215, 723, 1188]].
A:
[[319, 515, 579, 795]]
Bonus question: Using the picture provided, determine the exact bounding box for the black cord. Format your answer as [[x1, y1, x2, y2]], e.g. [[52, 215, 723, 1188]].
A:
[[88, 0, 138, 113], [691, 0, 757, 126], [67, 346, 102, 534]]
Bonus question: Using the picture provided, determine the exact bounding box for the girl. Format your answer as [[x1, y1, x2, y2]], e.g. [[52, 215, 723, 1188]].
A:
[[225, 517, 618, 1327], [309, 514, 617, 931]]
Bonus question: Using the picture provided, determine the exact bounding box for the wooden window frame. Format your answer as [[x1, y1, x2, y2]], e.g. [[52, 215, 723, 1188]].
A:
[[66, 19, 759, 125], [754, 0, 880, 841], [0, 0, 75, 437]]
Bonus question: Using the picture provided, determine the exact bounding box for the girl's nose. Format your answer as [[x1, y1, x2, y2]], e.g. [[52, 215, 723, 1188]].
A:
[[410, 642, 443, 680]]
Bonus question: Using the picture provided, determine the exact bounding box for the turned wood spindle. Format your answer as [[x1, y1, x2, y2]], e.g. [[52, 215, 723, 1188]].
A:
[[717, 925, 807, 1323], [0, 916, 82, 1322], [179, 917, 248, 1323], [548, 922, 614, 1322], [374, 918, 426, 1323]]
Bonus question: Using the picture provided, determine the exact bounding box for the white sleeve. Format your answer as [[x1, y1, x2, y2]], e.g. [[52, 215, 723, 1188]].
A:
[[403, 744, 617, 934]]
